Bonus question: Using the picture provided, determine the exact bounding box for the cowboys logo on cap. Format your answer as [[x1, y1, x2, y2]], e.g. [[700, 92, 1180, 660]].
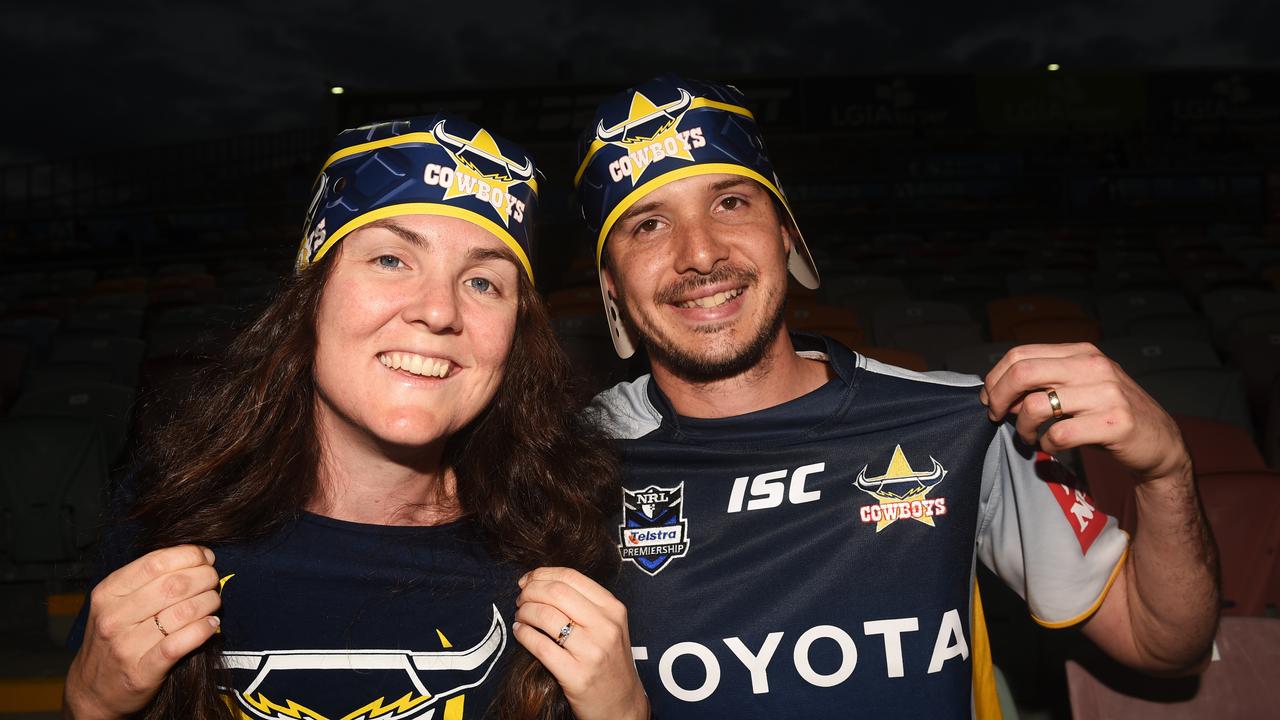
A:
[[575, 75, 819, 358], [299, 114, 542, 284]]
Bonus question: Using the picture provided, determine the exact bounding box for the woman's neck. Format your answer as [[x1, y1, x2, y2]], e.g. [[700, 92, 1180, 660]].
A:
[[308, 418, 460, 526]]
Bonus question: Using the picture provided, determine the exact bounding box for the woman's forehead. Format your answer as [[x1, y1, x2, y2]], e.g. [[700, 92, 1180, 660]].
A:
[[351, 215, 514, 260]]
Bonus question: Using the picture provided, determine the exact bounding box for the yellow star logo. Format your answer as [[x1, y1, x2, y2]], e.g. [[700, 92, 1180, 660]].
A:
[[855, 445, 948, 532], [597, 90, 697, 185], [431, 121, 535, 226]]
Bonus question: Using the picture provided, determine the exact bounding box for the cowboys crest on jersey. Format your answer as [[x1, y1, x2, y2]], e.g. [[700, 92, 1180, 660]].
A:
[[221, 605, 506, 720]]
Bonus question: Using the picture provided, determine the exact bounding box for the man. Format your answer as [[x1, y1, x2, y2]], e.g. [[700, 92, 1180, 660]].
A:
[[572, 75, 1218, 718]]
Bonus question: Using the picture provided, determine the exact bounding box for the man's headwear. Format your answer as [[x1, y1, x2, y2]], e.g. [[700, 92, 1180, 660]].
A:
[[299, 114, 541, 284], [575, 74, 818, 357]]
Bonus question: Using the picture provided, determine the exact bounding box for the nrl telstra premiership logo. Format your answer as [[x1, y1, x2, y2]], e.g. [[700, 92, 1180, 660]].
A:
[[619, 483, 691, 575]]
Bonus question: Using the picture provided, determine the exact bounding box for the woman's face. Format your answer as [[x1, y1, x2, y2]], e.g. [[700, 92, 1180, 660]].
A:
[[312, 214, 521, 455]]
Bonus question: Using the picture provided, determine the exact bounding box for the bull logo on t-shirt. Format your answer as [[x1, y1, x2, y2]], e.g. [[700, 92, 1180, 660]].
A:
[[619, 483, 691, 575], [855, 444, 949, 532], [220, 605, 506, 720]]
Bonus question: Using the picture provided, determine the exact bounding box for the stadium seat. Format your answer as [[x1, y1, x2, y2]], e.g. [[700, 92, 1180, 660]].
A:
[[81, 291, 148, 309], [943, 341, 1015, 378], [1093, 267, 1177, 292], [1005, 268, 1090, 298], [1225, 328, 1280, 425], [871, 300, 974, 348], [1010, 317, 1101, 345], [821, 274, 911, 318], [1174, 415, 1268, 475], [1199, 287, 1280, 338], [987, 295, 1090, 342], [881, 322, 985, 370], [155, 262, 207, 276], [1121, 312, 1214, 342], [1195, 471, 1280, 615], [1098, 337, 1220, 378], [26, 363, 121, 392], [49, 335, 146, 386], [65, 307, 144, 338], [1065, 617, 1280, 719], [546, 285, 601, 314], [786, 302, 862, 334], [0, 340, 29, 410], [1096, 249, 1162, 272], [1181, 265, 1268, 296], [89, 276, 147, 295], [0, 316, 60, 360], [10, 381, 137, 462], [1136, 367, 1254, 434], [217, 267, 279, 288], [1078, 447, 1137, 532], [1097, 291, 1193, 338], [0, 416, 108, 563], [46, 268, 98, 294]]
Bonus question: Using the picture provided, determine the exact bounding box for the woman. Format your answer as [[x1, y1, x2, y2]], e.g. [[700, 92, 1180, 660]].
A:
[[63, 115, 648, 720]]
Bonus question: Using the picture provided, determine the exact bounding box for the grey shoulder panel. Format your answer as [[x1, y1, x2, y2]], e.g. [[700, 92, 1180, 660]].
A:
[[587, 375, 663, 440], [861, 357, 985, 389]]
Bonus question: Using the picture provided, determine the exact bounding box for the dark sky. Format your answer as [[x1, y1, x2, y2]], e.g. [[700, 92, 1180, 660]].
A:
[[2, 0, 1276, 165]]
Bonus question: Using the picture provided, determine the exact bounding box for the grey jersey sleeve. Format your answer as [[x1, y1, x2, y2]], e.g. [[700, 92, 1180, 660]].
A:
[[976, 423, 1130, 628], [587, 376, 663, 440]]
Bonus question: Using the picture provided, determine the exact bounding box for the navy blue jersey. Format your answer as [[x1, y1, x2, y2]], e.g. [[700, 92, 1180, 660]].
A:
[[70, 512, 518, 720], [590, 335, 1128, 719]]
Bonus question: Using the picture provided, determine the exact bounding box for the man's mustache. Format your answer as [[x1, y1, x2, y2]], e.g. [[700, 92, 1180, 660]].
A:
[[654, 265, 757, 305]]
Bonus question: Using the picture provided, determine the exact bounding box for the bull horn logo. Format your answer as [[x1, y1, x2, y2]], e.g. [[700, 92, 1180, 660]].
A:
[[596, 88, 693, 142], [431, 120, 534, 181]]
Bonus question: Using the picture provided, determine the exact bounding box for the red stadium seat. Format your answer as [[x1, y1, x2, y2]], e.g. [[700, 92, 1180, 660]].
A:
[[1194, 470, 1280, 616], [1066, 617, 1280, 719]]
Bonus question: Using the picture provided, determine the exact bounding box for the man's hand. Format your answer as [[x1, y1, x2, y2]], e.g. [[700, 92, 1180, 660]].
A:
[[980, 342, 1191, 482]]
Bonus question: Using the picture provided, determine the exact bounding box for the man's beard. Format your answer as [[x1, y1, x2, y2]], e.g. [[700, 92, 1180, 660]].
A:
[[617, 265, 787, 384]]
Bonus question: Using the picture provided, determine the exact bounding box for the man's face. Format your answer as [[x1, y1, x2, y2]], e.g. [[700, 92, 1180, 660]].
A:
[[603, 173, 791, 382]]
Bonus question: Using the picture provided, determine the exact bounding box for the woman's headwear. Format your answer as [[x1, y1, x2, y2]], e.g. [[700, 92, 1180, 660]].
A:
[[574, 75, 819, 357], [298, 114, 542, 284]]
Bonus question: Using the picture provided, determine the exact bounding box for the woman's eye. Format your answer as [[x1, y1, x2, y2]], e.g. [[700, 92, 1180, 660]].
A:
[[376, 255, 404, 269], [466, 277, 494, 294]]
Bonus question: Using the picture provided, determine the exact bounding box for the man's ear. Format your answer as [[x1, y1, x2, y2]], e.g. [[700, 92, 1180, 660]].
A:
[[601, 263, 619, 302]]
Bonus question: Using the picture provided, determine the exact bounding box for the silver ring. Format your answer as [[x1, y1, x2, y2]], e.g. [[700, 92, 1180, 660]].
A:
[[1046, 388, 1063, 419], [153, 614, 169, 637], [555, 621, 574, 647]]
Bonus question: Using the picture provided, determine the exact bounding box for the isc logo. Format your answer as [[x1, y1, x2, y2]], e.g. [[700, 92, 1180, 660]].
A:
[[726, 463, 825, 513]]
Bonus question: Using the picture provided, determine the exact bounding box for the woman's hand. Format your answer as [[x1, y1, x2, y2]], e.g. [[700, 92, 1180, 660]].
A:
[[63, 545, 222, 720], [514, 567, 649, 720]]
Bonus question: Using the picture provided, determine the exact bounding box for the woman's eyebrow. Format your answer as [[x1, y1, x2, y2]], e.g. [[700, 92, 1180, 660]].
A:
[[364, 219, 429, 247], [467, 247, 517, 266]]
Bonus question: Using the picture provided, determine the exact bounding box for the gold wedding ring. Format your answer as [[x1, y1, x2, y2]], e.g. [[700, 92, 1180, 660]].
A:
[[1046, 388, 1064, 419], [153, 614, 169, 637]]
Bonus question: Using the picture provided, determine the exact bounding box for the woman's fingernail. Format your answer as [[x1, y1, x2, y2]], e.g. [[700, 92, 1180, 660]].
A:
[[518, 575, 528, 587], [203, 548, 216, 564], [207, 616, 221, 629], [512, 621, 523, 631]]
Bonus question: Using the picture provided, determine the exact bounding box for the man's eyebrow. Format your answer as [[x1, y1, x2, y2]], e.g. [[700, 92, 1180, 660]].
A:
[[708, 177, 754, 193], [616, 200, 663, 226], [363, 219, 428, 247]]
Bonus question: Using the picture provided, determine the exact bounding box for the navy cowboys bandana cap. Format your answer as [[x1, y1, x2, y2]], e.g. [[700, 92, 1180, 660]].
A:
[[298, 114, 541, 284], [574, 75, 819, 357]]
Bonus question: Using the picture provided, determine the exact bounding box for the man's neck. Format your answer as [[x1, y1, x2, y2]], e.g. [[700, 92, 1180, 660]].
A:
[[650, 329, 834, 419]]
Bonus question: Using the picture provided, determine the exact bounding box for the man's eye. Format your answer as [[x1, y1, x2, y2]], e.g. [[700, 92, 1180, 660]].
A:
[[376, 255, 404, 269], [721, 196, 743, 210], [637, 218, 661, 234], [466, 277, 494, 294]]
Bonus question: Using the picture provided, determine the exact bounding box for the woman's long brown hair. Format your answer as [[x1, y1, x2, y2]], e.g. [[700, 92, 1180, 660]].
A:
[[131, 249, 619, 719]]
